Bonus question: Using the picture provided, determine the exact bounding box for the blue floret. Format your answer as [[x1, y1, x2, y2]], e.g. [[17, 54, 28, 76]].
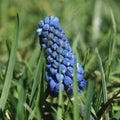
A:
[[36, 16, 86, 97]]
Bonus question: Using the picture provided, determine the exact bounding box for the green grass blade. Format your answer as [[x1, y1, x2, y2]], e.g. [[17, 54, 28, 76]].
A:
[[95, 48, 109, 120], [29, 50, 44, 119], [95, 48, 107, 103], [29, 81, 42, 120], [94, 88, 102, 112], [73, 59, 79, 120], [110, 8, 116, 50], [29, 49, 44, 106], [83, 79, 94, 120], [34, 82, 42, 119], [105, 8, 116, 82], [0, 14, 19, 111], [56, 61, 64, 120], [57, 81, 63, 120], [16, 77, 25, 120]]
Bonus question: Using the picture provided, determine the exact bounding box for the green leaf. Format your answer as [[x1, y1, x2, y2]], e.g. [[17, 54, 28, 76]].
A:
[[105, 8, 117, 82], [96, 48, 109, 120], [0, 14, 19, 111], [28, 50, 44, 119], [83, 79, 94, 120], [57, 62, 64, 120], [29, 49, 44, 106], [73, 59, 79, 120], [16, 75, 26, 120], [96, 48, 107, 103], [57, 81, 63, 120]]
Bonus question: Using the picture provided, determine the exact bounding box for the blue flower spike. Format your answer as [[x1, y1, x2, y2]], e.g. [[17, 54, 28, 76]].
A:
[[36, 16, 86, 97]]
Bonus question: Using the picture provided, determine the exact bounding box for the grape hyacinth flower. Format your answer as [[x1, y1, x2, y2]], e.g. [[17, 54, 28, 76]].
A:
[[36, 16, 86, 97]]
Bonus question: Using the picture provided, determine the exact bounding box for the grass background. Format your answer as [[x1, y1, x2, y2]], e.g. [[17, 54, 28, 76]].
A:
[[0, 0, 120, 119]]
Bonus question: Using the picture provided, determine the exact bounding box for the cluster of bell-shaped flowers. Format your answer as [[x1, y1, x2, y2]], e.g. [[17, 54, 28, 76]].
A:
[[36, 16, 86, 96]]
